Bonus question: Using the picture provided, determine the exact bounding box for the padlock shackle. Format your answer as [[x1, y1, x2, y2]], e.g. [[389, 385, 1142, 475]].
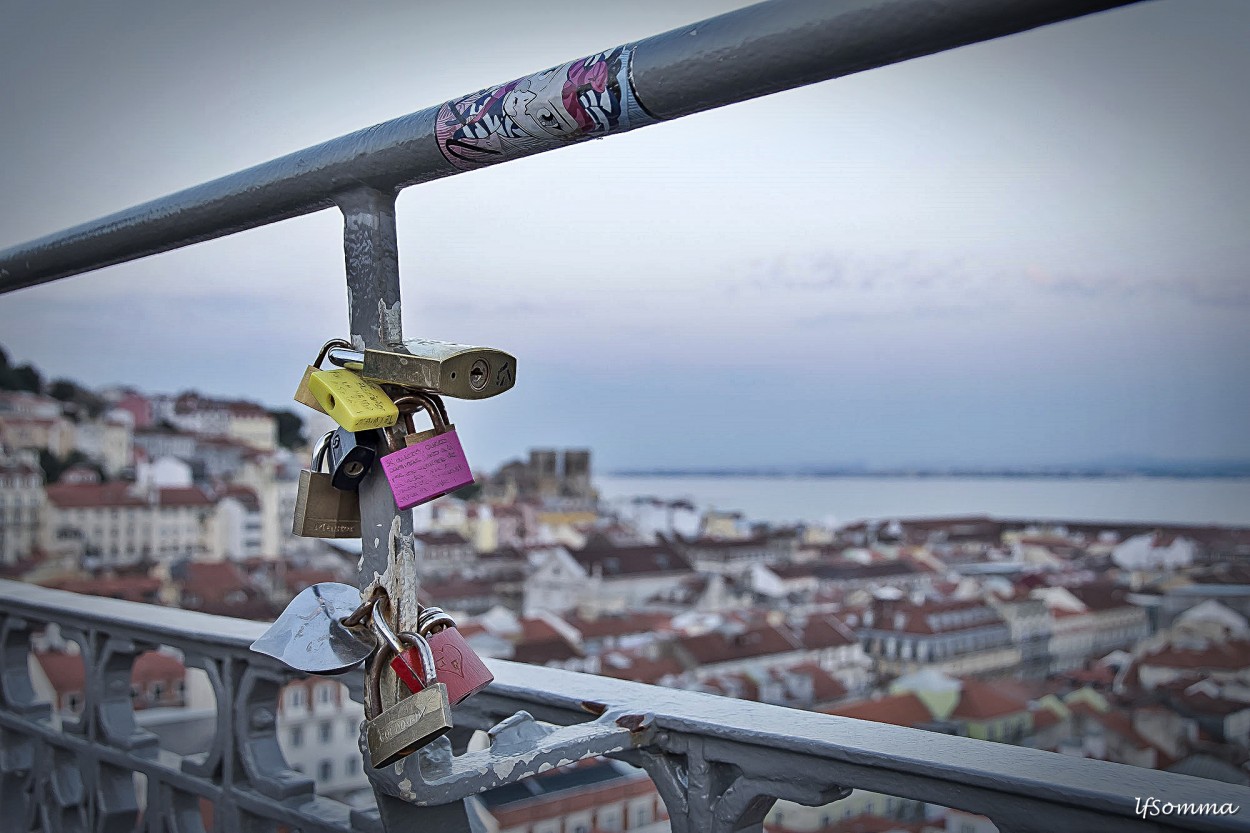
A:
[[326, 346, 365, 370], [417, 606, 456, 636], [381, 393, 450, 454], [397, 631, 438, 688], [311, 431, 334, 473], [366, 638, 393, 719], [393, 393, 449, 432], [315, 338, 354, 368], [370, 601, 405, 655]]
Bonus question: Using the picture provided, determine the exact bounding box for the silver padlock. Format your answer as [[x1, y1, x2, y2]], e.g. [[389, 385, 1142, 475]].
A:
[[365, 628, 454, 769]]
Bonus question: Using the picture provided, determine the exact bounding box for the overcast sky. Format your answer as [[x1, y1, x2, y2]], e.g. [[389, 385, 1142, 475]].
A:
[[1, 0, 1247, 470]]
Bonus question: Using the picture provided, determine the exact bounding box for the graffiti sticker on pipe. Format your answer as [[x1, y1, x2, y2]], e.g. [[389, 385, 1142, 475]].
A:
[[435, 46, 653, 171]]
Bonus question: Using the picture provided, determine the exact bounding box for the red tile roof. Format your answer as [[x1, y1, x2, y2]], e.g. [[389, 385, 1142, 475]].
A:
[[826, 693, 934, 727], [950, 679, 1029, 721], [511, 618, 583, 665], [416, 530, 471, 546], [572, 540, 693, 577], [799, 614, 857, 649], [678, 625, 803, 665], [39, 575, 162, 603], [1067, 582, 1135, 613], [785, 662, 849, 703], [1141, 639, 1250, 672], [159, 487, 214, 507], [46, 482, 214, 509], [47, 482, 146, 508], [34, 651, 84, 694], [220, 485, 260, 511], [35, 649, 184, 696], [599, 653, 685, 685], [564, 612, 672, 640], [869, 598, 1005, 635], [1031, 708, 1063, 731]]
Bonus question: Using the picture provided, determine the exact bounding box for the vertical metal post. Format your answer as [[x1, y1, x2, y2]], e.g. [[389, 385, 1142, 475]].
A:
[[336, 187, 474, 833]]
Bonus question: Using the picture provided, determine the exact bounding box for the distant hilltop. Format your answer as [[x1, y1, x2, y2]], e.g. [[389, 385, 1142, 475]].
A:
[[610, 461, 1250, 479]]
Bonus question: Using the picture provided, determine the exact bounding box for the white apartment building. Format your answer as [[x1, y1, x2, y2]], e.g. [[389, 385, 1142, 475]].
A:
[[0, 451, 44, 565], [43, 480, 217, 565], [524, 539, 697, 616], [211, 486, 264, 560], [277, 678, 370, 804], [73, 410, 134, 477], [0, 411, 75, 457], [155, 393, 277, 452], [476, 758, 668, 833], [1033, 585, 1150, 673]]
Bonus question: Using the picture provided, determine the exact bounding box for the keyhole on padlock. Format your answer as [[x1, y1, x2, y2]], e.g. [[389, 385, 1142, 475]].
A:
[[344, 461, 365, 478], [326, 393, 336, 408], [469, 359, 488, 391]]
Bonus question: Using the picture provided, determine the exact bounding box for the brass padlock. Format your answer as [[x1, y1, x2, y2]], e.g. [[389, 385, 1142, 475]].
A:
[[325, 339, 516, 400], [394, 392, 453, 446], [292, 432, 361, 538], [293, 338, 353, 414], [365, 630, 454, 768]]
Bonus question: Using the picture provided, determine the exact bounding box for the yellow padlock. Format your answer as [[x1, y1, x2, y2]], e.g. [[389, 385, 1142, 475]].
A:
[[308, 369, 399, 432]]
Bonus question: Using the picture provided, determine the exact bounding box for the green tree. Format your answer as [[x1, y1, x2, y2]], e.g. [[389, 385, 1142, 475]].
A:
[[269, 409, 306, 451], [452, 481, 483, 501], [48, 378, 107, 418], [38, 449, 102, 483], [11, 364, 41, 393]]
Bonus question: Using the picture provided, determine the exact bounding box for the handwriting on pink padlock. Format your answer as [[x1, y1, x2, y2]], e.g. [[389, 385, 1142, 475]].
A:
[[380, 431, 474, 510]]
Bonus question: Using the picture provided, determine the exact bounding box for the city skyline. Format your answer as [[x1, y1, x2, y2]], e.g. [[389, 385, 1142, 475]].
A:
[[1, 0, 1247, 471]]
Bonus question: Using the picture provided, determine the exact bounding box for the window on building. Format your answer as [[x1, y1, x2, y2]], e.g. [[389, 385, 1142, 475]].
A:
[[316, 683, 333, 705], [599, 810, 621, 831], [319, 721, 333, 743], [318, 760, 333, 782], [346, 756, 359, 776], [150, 682, 164, 701], [65, 692, 81, 713], [290, 726, 303, 747], [287, 687, 306, 710], [629, 804, 651, 828]]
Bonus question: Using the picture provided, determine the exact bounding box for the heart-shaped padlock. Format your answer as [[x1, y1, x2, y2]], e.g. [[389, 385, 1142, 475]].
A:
[[249, 583, 374, 674]]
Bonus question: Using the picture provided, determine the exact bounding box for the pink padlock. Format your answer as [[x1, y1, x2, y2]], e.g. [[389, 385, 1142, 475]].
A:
[[379, 394, 474, 510]]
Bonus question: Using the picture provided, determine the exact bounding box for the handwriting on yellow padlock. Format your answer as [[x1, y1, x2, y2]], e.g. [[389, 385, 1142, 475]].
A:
[[308, 370, 399, 432]]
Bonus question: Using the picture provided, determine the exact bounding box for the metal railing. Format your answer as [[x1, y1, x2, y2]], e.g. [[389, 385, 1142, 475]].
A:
[[3, 581, 1246, 833], [4, 0, 1223, 831]]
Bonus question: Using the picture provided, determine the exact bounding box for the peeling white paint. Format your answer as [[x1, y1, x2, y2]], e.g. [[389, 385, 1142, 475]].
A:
[[379, 298, 403, 342]]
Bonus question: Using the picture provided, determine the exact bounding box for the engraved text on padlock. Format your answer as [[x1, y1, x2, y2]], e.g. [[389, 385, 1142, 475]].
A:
[[380, 431, 474, 510]]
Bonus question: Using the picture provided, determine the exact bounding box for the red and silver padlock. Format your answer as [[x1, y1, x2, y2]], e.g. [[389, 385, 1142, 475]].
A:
[[417, 606, 494, 704], [378, 393, 473, 511], [371, 601, 434, 693]]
